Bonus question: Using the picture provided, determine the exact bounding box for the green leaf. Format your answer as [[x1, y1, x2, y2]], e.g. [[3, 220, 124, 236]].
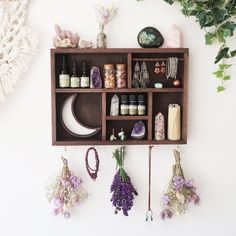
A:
[[205, 32, 216, 45], [213, 70, 224, 78], [215, 47, 230, 64], [220, 21, 236, 36], [231, 50, 236, 57], [163, 0, 174, 4], [212, 7, 229, 24], [219, 64, 232, 70], [223, 75, 231, 81], [217, 86, 225, 92]]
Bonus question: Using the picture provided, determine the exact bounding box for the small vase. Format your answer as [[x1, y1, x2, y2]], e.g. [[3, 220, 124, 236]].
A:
[[97, 26, 107, 48]]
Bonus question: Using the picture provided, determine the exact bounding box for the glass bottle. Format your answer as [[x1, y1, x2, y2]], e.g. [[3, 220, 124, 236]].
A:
[[120, 95, 129, 116], [80, 61, 90, 88], [59, 55, 70, 88], [70, 61, 80, 88], [104, 64, 115, 88], [116, 64, 127, 88], [129, 94, 137, 116], [138, 94, 146, 115]]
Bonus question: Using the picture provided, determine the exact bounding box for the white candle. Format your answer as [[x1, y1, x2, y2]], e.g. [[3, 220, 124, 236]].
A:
[[168, 104, 181, 140]]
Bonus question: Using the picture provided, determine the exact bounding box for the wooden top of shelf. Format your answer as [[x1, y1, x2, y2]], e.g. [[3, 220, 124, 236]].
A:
[[55, 88, 184, 93], [51, 48, 189, 54]]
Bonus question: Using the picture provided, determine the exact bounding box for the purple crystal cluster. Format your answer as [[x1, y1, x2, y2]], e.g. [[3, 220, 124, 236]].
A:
[[111, 170, 138, 216], [90, 66, 102, 88], [160, 176, 200, 220], [131, 121, 146, 140]]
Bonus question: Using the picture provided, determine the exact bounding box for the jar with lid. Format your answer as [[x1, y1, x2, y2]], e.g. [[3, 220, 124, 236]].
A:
[[138, 94, 146, 115], [116, 64, 126, 88], [129, 94, 138, 116], [120, 95, 129, 116], [104, 64, 115, 88]]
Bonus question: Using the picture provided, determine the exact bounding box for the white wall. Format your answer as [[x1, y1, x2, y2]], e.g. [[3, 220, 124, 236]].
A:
[[0, 0, 236, 235]]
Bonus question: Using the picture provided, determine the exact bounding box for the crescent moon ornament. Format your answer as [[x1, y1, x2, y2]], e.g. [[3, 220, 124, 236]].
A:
[[60, 94, 101, 138]]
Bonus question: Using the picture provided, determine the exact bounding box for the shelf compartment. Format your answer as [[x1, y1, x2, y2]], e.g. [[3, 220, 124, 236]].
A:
[[106, 116, 148, 120], [131, 52, 184, 89], [152, 92, 184, 142], [54, 53, 128, 89], [54, 93, 102, 143], [106, 120, 148, 141]]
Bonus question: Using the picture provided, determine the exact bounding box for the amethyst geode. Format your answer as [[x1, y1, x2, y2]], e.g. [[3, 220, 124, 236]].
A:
[[90, 66, 102, 88], [131, 121, 146, 140]]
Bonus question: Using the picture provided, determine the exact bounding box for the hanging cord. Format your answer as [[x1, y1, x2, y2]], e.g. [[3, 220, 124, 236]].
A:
[[85, 147, 100, 181], [146, 145, 154, 222]]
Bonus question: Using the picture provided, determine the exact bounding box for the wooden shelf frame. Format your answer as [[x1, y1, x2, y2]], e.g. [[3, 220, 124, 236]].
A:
[[51, 48, 189, 146]]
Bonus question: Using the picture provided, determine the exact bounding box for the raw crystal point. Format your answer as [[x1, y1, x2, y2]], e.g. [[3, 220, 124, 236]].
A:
[[90, 66, 102, 88], [131, 121, 146, 140], [155, 112, 165, 140], [110, 94, 119, 116], [166, 24, 182, 48], [53, 24, 80, 48]]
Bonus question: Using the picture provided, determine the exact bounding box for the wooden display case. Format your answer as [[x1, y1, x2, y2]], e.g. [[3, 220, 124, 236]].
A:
[[51, 48, 189, 146]]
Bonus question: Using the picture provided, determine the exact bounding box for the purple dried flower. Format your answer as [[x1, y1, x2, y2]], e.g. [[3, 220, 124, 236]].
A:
[[160, 209, 173, 220], [111, 170, 138, 216], [103, 9, 110, 19], [161, 194, 171, 207], [173, 176, 185, 191], [193, 195, 201, 206], [185, 179, 193, 188], [70, 175, 81, 189]]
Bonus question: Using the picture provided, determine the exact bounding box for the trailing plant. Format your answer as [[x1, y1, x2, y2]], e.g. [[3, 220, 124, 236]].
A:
[[138, 0, 236, 92]]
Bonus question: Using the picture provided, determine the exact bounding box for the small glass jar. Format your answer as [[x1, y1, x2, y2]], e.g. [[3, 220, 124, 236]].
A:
[[129, 94, 137, 116], [120, 95, 129, 116], [104, 64, 115, 88], [138, 94, 146, 115], [116, 64, 127, 88]]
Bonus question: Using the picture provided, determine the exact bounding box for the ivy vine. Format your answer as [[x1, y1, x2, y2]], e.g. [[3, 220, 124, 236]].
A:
[[138, 0, 236, 92]]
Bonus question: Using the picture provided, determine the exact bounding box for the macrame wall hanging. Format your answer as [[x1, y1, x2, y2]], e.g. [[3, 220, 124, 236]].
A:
[[0, 0, 38, 102]]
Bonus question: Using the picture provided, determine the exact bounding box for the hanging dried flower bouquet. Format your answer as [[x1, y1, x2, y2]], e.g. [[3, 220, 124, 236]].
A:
[[46, 157, 88, 219], [110, 146, 138, 216], [160, 149, 200, 220]]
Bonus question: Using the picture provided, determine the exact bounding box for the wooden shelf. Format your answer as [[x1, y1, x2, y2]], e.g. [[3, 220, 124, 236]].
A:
[[106, 116, 149, 120], [53, 139, 186, 146], [55, 88, 184, 93], [51, 48, 189, 146]]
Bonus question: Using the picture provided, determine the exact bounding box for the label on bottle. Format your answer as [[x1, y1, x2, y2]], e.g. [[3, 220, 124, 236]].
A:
[[129, 105, 138, 115], [59, 74, 70, 88], [80, 76, 90, 88], [138, 105, 146, 115], [71, 76, 80, 88], [120, 105, 129, 115]]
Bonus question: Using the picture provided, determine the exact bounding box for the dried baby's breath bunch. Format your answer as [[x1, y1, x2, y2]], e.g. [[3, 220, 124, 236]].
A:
[[46, 157, 88, 219]]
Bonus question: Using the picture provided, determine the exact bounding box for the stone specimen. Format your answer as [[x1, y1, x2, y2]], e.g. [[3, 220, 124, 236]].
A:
[[110, 94, 119, 116], [131, 121, 146, 140], [166, 24, 182, 48], [53, 24, 79, 48], [118, 128, 126, 141], [155, 112, 165, 141], [90, 66, 102, 88], [79, 39, 93, 49], [137, 27, 164, 48]]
